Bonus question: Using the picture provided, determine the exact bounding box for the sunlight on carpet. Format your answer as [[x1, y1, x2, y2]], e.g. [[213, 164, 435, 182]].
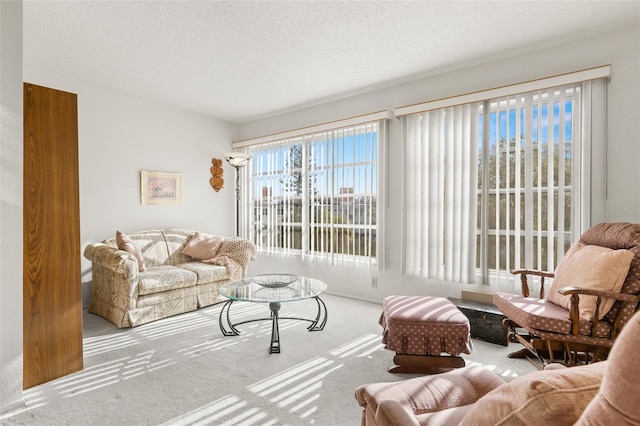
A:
[[1, 295, 537, 425]]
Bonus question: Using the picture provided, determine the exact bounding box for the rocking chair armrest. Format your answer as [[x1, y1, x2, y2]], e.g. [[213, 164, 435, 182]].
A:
[[557, 287, 639, 303], [511, 269, 555, 298], [511, 269, 555, 278], [558, 287, 640, 336]]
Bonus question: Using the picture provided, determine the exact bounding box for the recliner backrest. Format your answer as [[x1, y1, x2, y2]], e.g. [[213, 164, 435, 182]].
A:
[[579, 222, 640, 327]]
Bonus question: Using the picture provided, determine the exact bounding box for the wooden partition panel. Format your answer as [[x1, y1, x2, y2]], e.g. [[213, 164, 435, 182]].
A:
[[23, 83, 83, 388]]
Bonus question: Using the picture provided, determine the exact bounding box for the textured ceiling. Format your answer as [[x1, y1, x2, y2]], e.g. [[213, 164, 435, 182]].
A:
[[23, 1, 640, 123]]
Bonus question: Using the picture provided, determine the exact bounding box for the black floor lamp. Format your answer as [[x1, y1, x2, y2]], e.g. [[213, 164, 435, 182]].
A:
[[224, 152, 250, 236]]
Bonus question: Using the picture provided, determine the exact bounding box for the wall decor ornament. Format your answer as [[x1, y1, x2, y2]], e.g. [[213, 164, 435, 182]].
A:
[[140, 171, 183, 205], [210, 158, 224, 192]]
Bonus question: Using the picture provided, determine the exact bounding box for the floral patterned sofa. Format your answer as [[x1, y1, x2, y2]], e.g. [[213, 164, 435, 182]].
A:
[[84, 229, 256, 328]]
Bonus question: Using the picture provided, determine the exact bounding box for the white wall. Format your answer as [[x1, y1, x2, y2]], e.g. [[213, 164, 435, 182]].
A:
[[238, 24, 640, 303], [0, 0, 25, 414], [22, 67, 237, 307]]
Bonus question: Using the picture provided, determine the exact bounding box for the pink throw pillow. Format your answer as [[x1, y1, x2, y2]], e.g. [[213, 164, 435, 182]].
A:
[[182, 232, 223, 262], [116, 231, 146, 272]]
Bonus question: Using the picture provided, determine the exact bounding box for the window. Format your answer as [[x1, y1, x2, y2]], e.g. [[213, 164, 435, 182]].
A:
[[245, 119, 383, 269], [478, 86, 579, 286], [398, 68, 608, 287]]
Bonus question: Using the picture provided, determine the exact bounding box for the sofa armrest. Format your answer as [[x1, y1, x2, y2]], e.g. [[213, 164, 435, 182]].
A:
[[84, 242, 141, 328], [84, 242, 138, 278]]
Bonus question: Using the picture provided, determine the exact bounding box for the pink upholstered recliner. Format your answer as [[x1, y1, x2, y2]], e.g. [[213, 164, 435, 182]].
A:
[[355, 309, 640, 425]]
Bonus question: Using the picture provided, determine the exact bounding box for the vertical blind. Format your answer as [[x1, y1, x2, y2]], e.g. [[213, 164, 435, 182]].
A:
[[399, 68, 608, 288], [403, 104, 479, 283]]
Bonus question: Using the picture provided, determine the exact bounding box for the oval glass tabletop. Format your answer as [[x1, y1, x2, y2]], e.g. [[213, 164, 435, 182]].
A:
[[219, 274, 327, 303]]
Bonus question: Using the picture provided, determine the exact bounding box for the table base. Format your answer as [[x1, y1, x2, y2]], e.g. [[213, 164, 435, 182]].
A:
[[219, 296, 328, 354]]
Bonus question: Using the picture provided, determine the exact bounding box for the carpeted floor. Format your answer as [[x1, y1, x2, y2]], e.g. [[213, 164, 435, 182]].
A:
[[1, 294, 536, 425]]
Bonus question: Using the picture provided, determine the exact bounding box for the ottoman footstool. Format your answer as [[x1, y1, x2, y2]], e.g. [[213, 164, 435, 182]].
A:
[[380, 295, 472, 374]]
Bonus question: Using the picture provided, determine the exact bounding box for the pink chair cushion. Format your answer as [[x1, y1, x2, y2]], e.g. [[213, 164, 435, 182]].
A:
[[381, 295, 471, 356], [493, 292, 612, 340]]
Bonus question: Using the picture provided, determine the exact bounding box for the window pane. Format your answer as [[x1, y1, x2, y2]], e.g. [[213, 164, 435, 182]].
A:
[[478, 86, 579, 285], [248, 122, 378, 268]]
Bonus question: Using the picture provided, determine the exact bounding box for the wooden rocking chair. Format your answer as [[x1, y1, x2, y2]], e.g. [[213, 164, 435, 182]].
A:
[[493, 222, 640, 368]]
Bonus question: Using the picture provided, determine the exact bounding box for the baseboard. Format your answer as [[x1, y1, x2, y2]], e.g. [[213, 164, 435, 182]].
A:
[[325, 291, 381, 306], [461, 289, 494, 305]]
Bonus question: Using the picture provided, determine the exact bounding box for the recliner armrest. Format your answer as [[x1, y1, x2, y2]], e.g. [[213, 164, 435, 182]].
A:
[[375, 400, 420, 426]]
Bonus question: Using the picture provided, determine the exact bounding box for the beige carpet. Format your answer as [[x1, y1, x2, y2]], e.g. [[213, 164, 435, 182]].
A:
[[1, 294, 536, 425]]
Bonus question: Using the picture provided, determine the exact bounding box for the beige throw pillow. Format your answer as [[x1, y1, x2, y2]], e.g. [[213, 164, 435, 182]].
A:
[[547, 243, 634, 321], [181, 232, 223, 262], [116, 230, 146, 272]]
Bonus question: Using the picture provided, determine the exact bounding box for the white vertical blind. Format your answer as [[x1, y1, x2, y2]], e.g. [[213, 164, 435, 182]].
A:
[[403, 104, 480, 283], [402, 75, 607, 289]]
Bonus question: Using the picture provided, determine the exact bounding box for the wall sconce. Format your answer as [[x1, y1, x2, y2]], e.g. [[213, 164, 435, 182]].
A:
[[210, 158, 224, 192], [224, 152, 251, 236]]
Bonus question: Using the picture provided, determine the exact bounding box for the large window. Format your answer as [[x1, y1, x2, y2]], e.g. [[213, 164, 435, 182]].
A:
[[478, 86, 578, 286], [245, 120, 381, 269], [399, 68, 608, 287]]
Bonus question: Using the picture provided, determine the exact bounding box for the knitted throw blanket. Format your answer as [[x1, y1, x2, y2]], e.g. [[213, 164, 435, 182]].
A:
[[206, 237, 257, 280]]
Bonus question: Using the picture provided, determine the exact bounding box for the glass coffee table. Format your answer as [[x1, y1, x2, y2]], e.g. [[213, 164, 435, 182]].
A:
[[218, 274, 328, 354]]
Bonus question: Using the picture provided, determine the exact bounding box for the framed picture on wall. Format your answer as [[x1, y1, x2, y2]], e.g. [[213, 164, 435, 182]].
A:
[[140, 171, 183, 205]]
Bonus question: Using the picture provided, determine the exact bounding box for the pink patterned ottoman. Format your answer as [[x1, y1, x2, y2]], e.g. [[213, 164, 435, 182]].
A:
[[380, 295, 473, 373]]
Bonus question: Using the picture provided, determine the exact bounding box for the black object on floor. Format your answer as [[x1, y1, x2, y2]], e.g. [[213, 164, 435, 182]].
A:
[[448, 297, 508, 346]]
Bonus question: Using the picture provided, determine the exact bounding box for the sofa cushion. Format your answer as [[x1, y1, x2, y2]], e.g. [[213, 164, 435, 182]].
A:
[[116, 231, 147, 272], [459, 361, 606, 425], [137, 266, 198, 295], [181, 232, 223, 262], [176, 261, 228, 284], [547, 243, 634, 321]]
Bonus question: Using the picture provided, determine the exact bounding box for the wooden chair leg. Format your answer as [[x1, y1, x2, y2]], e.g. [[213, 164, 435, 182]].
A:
[[389, 354, 466, 374]]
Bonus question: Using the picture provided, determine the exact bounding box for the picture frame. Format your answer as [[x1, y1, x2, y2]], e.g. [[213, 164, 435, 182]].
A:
[[140, 171, 182, 205]]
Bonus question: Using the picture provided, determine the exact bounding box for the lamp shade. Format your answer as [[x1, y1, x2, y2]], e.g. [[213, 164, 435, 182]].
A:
[[224, 152, 251, 168]]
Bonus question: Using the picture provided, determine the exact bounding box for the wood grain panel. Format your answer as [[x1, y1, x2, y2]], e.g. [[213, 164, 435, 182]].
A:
[[23, 83, 83, 389]]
